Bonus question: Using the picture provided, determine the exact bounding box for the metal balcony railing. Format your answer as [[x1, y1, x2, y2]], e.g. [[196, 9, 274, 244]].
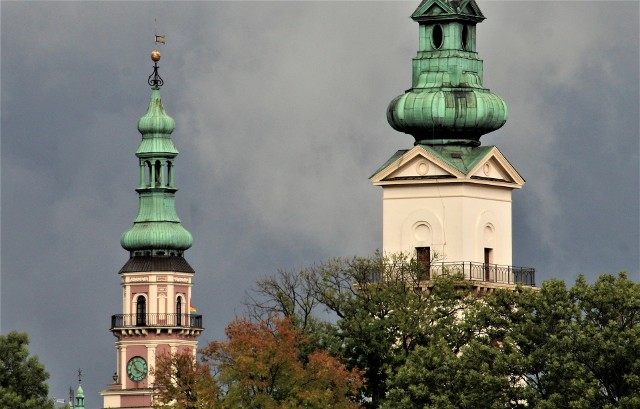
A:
[[111, 313, 203, 330], [368, 262, 535, 287]]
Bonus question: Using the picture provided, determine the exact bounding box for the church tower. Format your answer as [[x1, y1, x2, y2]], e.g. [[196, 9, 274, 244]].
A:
[[101, 48, 204, 409], [371, 0, 534, 289], [72, 374, 85, 409]]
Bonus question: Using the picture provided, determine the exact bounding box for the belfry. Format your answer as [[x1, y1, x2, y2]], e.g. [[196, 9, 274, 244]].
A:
[[101, 48, 204, 409], [371, 0, 535, 289]]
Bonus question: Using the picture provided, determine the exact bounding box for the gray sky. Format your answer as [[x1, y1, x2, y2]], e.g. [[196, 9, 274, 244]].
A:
[[1, 1, 638, 407]]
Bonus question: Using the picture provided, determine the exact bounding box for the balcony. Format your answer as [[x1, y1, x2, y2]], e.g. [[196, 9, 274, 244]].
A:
[[111, 313, 203, 330], [369, 262, 535, 287]]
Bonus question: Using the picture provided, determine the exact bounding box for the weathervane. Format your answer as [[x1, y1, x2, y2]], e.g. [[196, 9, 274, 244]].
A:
[[78, 368, 82, 384], [148, 20, 165, 88]]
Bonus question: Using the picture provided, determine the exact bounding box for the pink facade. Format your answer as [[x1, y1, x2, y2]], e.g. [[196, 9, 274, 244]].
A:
[[101, 270, 203, 408]]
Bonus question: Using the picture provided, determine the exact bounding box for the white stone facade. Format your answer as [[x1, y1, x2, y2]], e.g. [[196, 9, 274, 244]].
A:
[[371, 145, 524, 268]]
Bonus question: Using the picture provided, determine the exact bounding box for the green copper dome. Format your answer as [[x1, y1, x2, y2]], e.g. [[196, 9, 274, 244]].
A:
[[75, 384, 85, 409], [121, 77, 192, 256], [387, 0, 507, 146], [136, 88, 179, 155]]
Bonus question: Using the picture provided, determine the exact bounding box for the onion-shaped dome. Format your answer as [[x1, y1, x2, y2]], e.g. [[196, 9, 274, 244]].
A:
[[121, 221, 193, 252], [388, 0, 507, 146], [387, 89, 507, 146], [138, 88, 175, 136], [136, 88, 178, 155]]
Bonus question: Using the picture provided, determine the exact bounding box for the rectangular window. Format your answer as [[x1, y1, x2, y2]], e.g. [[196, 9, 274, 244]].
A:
[[484, 248, 493, 281], [416, 247, 431, 280]]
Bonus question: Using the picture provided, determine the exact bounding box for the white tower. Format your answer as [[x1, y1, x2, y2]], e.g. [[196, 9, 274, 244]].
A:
[[372, 0, 534, 289]]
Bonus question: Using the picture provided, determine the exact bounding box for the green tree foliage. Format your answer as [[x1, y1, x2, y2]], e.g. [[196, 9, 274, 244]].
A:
[[0, 331, 54, 409], [248, 254, 640, 408], [480, 273, 640, 408], [383, 338, 524, 409], [248, 254, 476, 407], [153, 316, 364, 409]]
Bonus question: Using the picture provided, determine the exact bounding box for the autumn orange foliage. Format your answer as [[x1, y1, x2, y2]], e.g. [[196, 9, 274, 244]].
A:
[[154, 316, 363, 409]]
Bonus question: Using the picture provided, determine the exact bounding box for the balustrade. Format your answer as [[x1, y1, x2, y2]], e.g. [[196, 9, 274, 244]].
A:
[[111, 313, 203, 329]]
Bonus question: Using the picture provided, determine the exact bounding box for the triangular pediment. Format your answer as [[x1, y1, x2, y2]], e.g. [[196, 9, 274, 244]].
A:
[[371, 145, 466, 184], [384, 153, 459, 180], [413, 0, 453, 18], [412, 0, 485, 22], [371, 145, 524, 188], [467, 147, 525, 187], [458, 0, 484, 19], [425, 3, 447, 17]]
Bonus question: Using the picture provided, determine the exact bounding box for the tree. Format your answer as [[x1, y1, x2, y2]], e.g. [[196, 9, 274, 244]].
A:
[[383, 338, 526, 409], [153, 349, 219, 409], [248, 254, 477, 408], [444, 273, 640, 409], [248, 254, 640, 408], [0, 331, 55, 409], [154, 316, 364, 409], [570, 273, 640, 408], [502, 273, 640, 408], [383, 272, 640, 409]]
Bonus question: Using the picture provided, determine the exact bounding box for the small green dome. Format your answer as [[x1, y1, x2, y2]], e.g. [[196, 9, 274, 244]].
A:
[[138, 88, 176, 136], [74, 383, 85, 409]]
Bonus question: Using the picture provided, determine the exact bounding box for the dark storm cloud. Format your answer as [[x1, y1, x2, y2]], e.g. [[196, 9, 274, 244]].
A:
[[481, 2, 639, 278], [2, 1, 638, 407]]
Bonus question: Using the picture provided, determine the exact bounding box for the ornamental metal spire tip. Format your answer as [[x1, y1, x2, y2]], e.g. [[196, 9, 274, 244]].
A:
[[148, 51, 163, 88], [148, 29, 165, 88]]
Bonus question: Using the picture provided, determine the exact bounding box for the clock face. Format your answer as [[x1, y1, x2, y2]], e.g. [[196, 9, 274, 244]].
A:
[[127, 356, 148, 382]]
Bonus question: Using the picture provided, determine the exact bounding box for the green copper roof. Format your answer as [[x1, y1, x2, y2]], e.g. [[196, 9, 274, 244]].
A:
[[412, 0, 485, 23], [75, 384, 85, 409], [372, 150, 408, 177], [121, 75, 192, 256], [137, 87, 179, 156], [421, 144, 492, 174], [387, 0, 507, 146], [372, 144, 493, 177]]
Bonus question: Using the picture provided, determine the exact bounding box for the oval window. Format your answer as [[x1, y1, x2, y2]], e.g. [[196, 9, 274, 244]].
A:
[[462, 25, 470, 50], [432, 24, 443, 50]]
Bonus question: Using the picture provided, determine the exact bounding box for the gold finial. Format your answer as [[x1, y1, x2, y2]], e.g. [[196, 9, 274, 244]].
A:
[[151, 50, 161, 62]]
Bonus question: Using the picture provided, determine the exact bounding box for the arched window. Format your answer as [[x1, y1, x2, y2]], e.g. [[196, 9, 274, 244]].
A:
[[166, 161, 173, 188], [176, 296, 183, 326], [145, 161, 152, 187], [154, 160, 162, 187], [136, 295, 146, 326], [462, 25, 470, 50]]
